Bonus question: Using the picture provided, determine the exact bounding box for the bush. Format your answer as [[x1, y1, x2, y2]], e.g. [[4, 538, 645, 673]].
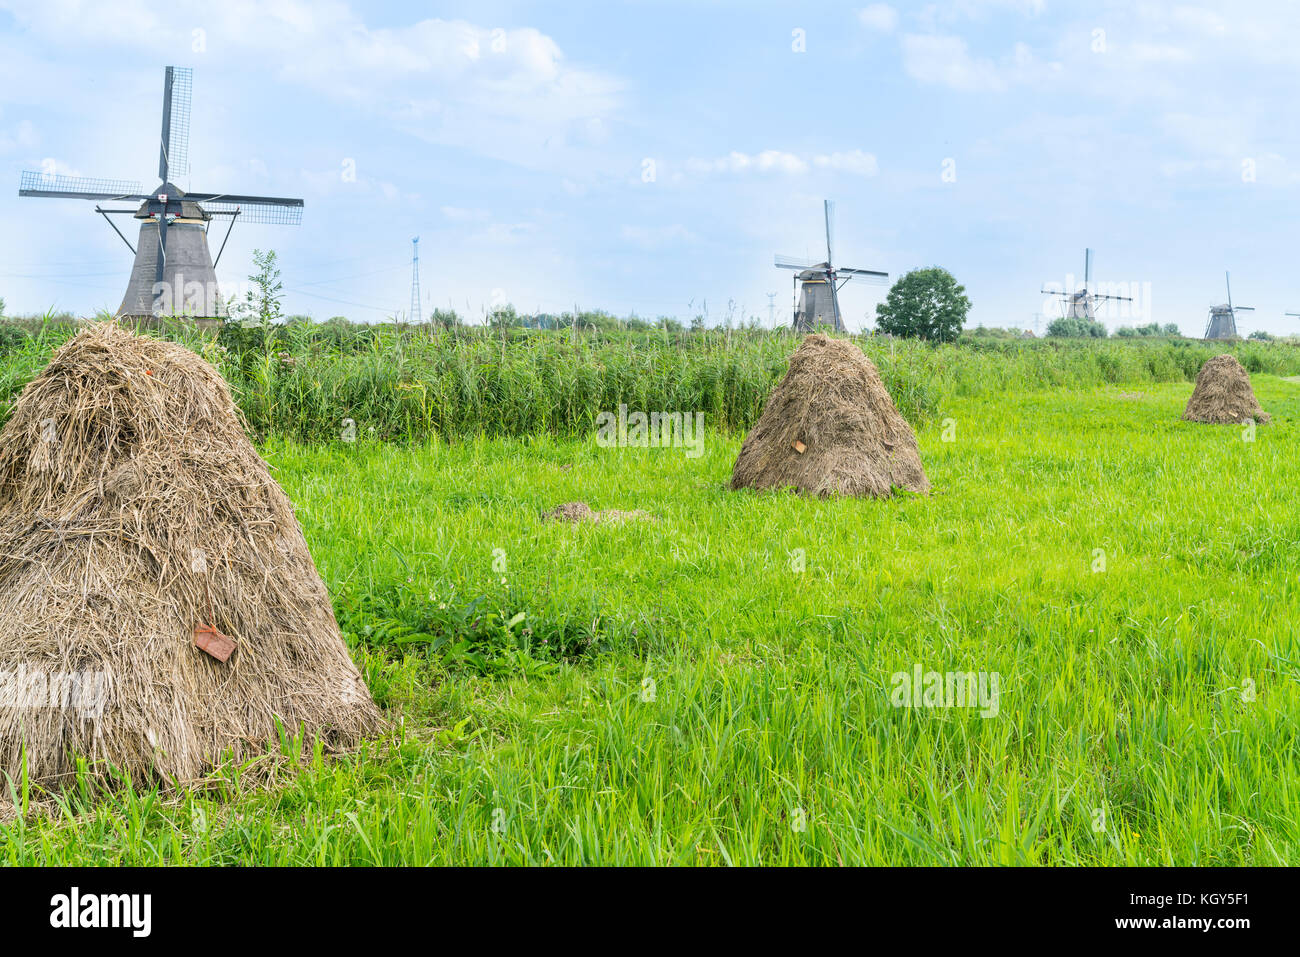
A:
[[1047, 316, 1108, 338]]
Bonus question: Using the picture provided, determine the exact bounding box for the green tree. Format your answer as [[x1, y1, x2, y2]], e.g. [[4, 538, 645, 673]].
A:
[[220, 249, 283, 359], [875, 267, 970, 342], [488, 304, 521, 329], [243, 249, 283, 327], [1047, 315, 1107, 338]]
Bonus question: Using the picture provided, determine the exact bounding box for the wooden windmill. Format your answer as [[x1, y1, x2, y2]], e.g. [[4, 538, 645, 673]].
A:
[[1041, 249, 1131, 321], [775, 200, 888, 333], [1203, 272, 1253, 339], [18, 66, 304, 323]]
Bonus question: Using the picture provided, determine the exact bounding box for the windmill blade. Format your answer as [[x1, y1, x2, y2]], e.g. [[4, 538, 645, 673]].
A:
[[19, 170, 144, 201], [824, 200, 835, 266], [1234, 306, 1256, 312], [838, 267, 889, 286], [775, 254, 819, 270], [1225, 270, 1233, 313], [159, 66, 193, 182], [1093, 293, 1133, 302], [188, 193, 304, 225]]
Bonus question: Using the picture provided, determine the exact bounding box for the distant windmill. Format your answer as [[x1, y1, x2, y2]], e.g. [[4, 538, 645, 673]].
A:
[[1204, 272, 1253, 339], [775, 200, 887, 333], [1041, 248, 1131, 321], [18, 66, 304, 322]]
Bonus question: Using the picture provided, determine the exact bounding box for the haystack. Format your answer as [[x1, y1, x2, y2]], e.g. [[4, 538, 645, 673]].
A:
[[730, 333, 930, 498], [1182, 354, 1271, 424], [0, 324, 381, 796]]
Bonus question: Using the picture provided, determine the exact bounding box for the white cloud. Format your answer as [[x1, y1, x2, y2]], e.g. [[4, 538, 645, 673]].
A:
[[858, 4, 899, 32], [440, 205, 491, 222], [685, 149, 878, 177], [37, 157, 81, 177], [1127, 42, 1193, 64], [686, 150, 809, 175], [813, 150, 879, 176], [0, 118, 38, 154], [1168, 6, 1229, 37], [900, 33, 1058, 92], [0, 1, 624, 169], [902, 34, 1008, 91], [926, 0, 1045, 21], [482, 222, 537, 244], [620, 224, 695, 248]]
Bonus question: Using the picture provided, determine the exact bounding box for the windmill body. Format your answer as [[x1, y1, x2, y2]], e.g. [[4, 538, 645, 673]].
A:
[[1204, 304, 1239, 339], [776, 200, 887, 333], [1065, 290, 1096, 320], [118, 191, 220, 318], [18, 67, 303, 323]]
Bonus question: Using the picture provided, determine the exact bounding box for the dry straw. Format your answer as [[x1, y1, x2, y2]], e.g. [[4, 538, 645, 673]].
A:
[[730, 333, 930, 498], [1182, 354, 1270, 424], [0, 323, 381, 799]]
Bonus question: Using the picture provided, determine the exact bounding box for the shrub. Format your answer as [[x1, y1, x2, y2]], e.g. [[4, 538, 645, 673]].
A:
[[1047, 316, 1108, 338]]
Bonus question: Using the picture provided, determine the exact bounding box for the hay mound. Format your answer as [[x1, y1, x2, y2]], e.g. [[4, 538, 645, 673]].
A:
[[1182, 354, 1270, 424], [730, 334, 929, 498], [542, 502, 653, 525], [0, 324, 381, 796]]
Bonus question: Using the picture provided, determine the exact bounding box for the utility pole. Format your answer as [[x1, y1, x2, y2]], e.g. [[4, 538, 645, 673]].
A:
[[409, 237, 422, 325]]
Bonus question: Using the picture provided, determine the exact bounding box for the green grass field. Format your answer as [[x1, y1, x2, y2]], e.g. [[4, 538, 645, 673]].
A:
[[4, 373, 1297, 864]]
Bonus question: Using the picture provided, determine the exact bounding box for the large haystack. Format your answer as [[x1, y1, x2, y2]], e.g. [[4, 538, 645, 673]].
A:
[[730, 333, 930, 498], [0, 324, 381, 797], [1182, 354, 1271, 424]]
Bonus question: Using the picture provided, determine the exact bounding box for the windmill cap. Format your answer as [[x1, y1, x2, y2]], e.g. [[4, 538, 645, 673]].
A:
[[134, 183, 210, 221]]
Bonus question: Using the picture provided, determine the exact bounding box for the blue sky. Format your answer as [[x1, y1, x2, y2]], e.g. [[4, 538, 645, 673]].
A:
[[1, 0, 1297, 334]]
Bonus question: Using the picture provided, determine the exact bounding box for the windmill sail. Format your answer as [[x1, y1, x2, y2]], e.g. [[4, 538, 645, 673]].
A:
[[19, 171, 143, 202], [187, 194, 304, 225], [159, 66, 192, 182]]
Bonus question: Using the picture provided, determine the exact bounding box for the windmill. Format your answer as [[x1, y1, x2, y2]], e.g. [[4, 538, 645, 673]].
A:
[[18, 66, 303, 323], [1203, 272, 1253, 339], [1041, 248, 1131, 321], [775, 200, 887, 333]]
